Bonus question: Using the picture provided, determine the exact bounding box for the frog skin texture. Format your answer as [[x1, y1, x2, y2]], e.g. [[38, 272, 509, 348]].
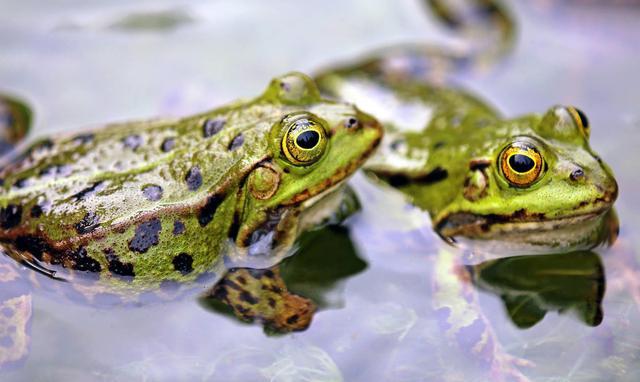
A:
[[0, 72, 381, 299]]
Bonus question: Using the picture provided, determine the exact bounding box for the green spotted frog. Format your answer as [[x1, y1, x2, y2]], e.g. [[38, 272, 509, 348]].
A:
[[0, 72, 381, 295], [0, 73, 381, 367]]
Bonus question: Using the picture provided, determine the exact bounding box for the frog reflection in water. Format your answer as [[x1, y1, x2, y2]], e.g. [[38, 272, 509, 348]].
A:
[[0, 74, 382, 367]]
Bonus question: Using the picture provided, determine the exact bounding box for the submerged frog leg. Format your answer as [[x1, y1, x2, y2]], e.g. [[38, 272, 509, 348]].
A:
[[0, 259, 32, 371], [432, 249, 533, 381], [606, 239, 640, 314], [206, 267, 316, 333]]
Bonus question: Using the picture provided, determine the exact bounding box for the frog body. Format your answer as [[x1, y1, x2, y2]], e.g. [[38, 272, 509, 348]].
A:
[[0, 72, 382, 297], [315, 70, 618, 253]]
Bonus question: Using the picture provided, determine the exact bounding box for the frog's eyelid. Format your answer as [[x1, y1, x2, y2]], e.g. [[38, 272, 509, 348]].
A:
[[566, 106, 590, 139]]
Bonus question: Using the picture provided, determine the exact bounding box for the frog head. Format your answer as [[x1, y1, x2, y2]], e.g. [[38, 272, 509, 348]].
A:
[[232, 73, 382, 266], [435, 106, 618, 253]]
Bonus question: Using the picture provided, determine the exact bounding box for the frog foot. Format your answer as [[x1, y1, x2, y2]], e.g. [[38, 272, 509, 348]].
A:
[[0, 294, 32, 371], [490, 353, 535, 382], [209, 267, 316, 333]]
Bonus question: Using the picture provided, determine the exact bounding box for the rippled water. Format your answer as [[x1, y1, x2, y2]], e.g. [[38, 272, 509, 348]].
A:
[[1, 1, 639, 381]]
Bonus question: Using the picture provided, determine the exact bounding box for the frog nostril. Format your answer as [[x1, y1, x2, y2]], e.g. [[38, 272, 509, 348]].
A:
[[570, 168, 585, 182]]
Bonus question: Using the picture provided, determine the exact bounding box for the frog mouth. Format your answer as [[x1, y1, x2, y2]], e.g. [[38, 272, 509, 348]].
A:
[[436, 202, 616, 250], [299, 180, 346, 210]]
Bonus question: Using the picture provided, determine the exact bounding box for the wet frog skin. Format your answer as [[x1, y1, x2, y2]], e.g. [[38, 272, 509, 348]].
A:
[[0, 72, 382, 296], [315, 61, 618, 254], [311, 0, 617, 253]]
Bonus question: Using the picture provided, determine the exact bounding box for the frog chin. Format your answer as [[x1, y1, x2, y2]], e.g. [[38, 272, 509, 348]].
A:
[[437, 206, 617, 255]]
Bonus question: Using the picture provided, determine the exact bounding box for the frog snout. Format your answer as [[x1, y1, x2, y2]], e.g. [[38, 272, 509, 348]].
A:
[[577, 164, 619, 205], [566, 161, 618, 205], [600, 176, 619, 205]]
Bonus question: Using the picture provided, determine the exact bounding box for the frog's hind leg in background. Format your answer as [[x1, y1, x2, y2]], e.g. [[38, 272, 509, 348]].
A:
[[0, 94, 32, 160], [0, 256, 32, 371], [0, 95, 35, 371], [202, 267, 315, 333], [315, 0, 515, 85]]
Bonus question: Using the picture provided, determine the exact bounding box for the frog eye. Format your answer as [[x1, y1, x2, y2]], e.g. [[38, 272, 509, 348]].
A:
[[567, 106, 590, 139], [281, 113, 328, 165], [499, 142, 544, 187]]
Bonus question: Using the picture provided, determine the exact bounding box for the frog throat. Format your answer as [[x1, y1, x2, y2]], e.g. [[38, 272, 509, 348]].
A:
[[435, 201, 617, 253]]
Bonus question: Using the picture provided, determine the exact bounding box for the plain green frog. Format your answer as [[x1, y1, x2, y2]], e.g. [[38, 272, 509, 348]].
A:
[[314, 58, 618, 255]]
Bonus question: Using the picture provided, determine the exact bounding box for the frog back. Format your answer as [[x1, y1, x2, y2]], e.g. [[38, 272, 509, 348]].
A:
[[0, 105, 275, 287], [0, 72, 383, 293]]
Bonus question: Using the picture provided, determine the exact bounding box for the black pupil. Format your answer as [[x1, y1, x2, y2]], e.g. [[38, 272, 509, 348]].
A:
[[509, 154, 535, 173], [296, 130, 320, 149], [575, 108, 589, 128]]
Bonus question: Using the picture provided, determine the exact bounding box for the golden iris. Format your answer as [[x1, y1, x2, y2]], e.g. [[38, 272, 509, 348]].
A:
[[281, 113, 328, 165], [567, 106, 590, 139], [500, 142, 544, 187]]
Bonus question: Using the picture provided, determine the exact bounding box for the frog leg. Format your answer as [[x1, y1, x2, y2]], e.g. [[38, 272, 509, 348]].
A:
[[432, 248, 533, 381], [0, 259, 32, 371], [0, 94, 32, 161], [314, 0, 515, 86], [606, 239, 640, 313], [206, 267, 316, 333]]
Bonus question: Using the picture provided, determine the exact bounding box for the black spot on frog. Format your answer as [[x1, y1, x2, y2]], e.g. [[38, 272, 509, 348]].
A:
[[128, 218, 162, 253], [39, 164, 73, 178], [15, 235, 50, 261], [104, 249, 135, 278], [202, 118, 226, 138], [173, 220, 185, 235], [161, 137, 176, 152], [30, 200, 52, 218], [142, 184, 163, 201], [75, 211, 100, 234], [66, 247, 102, 273], [185, 166, 202, 191], [228, 133, 244, 151], [73, 181, 106, 201], [239, 291, 258, 305], [13, 177, 32, 189], [172, 253, 193, 275], [0, 204, 22, 229], [198, 194, 224, 227], [123, 135, 143, 150]]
